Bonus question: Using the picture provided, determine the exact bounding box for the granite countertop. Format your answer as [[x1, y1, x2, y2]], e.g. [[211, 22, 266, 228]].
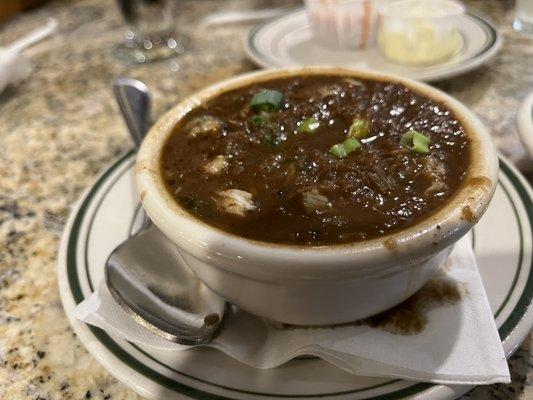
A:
[[0, 0, 531, 399]]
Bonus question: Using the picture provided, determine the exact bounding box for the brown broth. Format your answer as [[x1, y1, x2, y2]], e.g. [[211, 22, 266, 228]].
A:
[[161, 75, 470, 245]]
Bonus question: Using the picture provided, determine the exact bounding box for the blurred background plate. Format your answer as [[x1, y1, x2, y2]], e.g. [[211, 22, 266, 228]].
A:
[[245, 9, 501, 82]]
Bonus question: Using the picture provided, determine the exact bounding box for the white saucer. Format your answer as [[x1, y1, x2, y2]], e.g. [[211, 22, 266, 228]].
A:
[[245, 9, 501, 82], [58, 152, 533, 400]]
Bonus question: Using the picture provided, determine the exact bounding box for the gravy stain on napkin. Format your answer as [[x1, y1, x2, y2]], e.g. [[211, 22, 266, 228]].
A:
[[276, 265, 466, 335], [365, 275, 465, 335]]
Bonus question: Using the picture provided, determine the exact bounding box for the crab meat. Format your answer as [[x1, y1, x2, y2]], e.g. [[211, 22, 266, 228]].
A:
[[422, 157, 448, 195], [217, 189, 257, 216], [187, 115, 222, 138], [302, 189, 331, 213], [204, 155, 228, 175], [425, 180, 448, 195]]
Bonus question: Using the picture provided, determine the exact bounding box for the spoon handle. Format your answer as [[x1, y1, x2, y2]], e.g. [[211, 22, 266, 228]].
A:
[[113, 78, 153, 229], [113, 78, 152, 149]]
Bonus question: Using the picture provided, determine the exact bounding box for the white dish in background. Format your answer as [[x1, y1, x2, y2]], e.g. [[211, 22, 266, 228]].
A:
[[377, 0, 465, 66], [304, 0, 380, 50], [58, 152, 533, 400], [517, 90, 533, 159], [245, 9, 501, 82]]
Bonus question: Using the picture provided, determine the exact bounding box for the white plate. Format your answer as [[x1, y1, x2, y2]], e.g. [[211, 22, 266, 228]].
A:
[[58, 152, 533, 400], [245, 9, 501, 82]]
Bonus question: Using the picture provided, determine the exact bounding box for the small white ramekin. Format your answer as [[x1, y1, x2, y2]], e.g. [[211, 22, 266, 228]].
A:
[[305, 0, 380, 50], [137, 67, 498, 325], [378, 0, 465, 66]]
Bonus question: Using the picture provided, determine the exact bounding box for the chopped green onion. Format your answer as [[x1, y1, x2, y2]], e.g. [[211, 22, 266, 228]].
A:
[[330, 144, 347, 158], [412, 132, 431, 154], [348, 118, 370, 139], [400, 130, 431, 154], [330, 137, 362, 158], [250, 90, 284, 111], [342, 138, 361, 153], [299, 117, 320, 133], [399, 131, 415, 147]]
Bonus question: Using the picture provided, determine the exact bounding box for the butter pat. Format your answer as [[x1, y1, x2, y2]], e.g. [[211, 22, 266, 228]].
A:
[[377, 0, 464, 66]]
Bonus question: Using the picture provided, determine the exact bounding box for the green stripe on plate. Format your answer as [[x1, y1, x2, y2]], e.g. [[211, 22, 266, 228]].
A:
[[493, 180, 523, 319], [497, 161, 533, 339]]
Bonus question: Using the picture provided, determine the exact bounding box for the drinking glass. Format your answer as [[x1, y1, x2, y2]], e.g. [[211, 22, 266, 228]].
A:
[[514, 0, 533, 35], [115, 0, 189, 63]]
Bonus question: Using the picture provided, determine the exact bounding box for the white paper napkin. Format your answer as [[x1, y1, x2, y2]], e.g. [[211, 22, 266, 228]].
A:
[[0, 50, 31, 94], [74, 237, 510, 385], [0, 19, 58, 94]]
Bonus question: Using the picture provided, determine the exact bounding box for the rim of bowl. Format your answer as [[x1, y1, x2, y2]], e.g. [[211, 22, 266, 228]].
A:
[[136, 66, 498, 279]]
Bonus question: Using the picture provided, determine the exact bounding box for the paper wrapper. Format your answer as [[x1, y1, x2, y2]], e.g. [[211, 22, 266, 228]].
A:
[[0, 50, 31, 94]]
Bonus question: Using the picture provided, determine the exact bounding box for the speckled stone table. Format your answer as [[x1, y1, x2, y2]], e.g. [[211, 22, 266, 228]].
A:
[[0, 0, 531, 399]]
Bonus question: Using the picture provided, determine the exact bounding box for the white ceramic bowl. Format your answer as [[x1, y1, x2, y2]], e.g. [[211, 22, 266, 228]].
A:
[[137, 67, 498, 325]]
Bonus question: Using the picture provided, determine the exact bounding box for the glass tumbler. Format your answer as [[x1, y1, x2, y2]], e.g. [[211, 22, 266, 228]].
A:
[[514, 0, 533, 35], [115, 0, 188, 63]]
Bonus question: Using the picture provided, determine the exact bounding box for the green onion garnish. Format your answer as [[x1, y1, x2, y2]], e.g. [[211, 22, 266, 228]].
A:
[[342, 137, 361, 153], [299, 117, 320, 133], [400, 131, 415, 147], [329, 144, 347, 158], [329, 138, 362, 158], [250, 90, 284, 112], [348, 118, 370, 139], [400, 130, 431, 154], [412, 132, 431, 153]]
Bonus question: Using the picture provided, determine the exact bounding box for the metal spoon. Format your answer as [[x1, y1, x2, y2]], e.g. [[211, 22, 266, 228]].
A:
[[105, 78, 226, 345]]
